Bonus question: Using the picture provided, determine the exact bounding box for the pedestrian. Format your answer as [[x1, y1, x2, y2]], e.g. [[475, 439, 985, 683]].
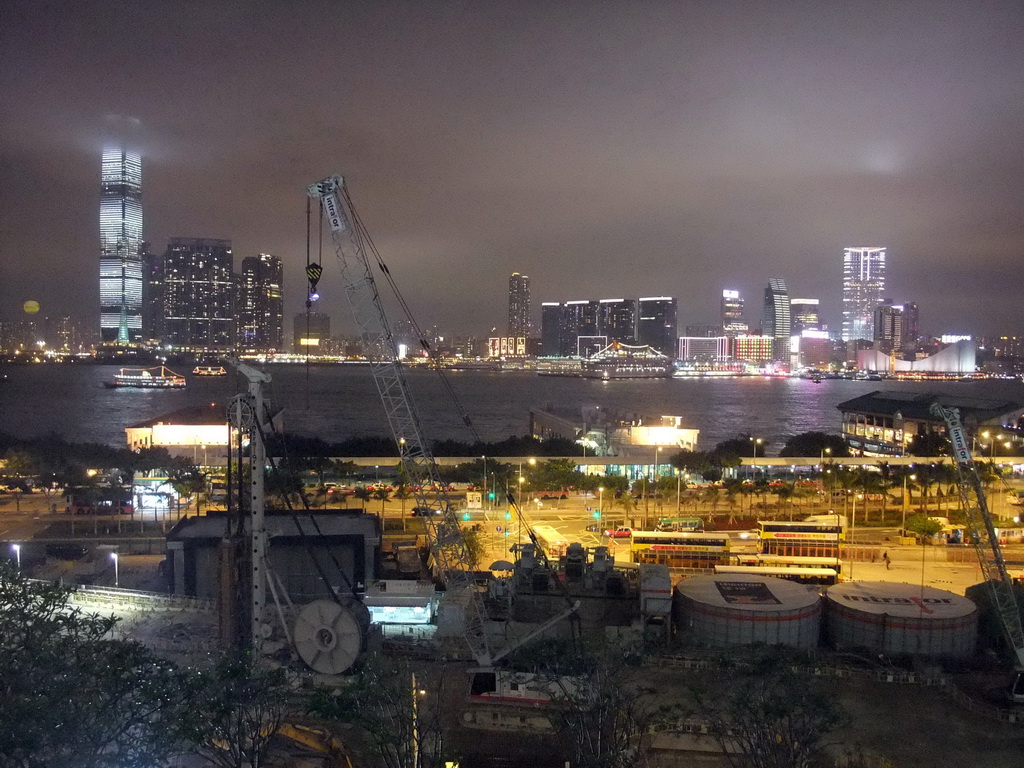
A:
[[883, 551, 890, 570]]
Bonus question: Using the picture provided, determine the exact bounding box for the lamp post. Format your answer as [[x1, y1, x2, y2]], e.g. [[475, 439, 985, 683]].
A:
[[12, 544, 20, 570], [901, 472, 916, 537], [820, 446, 831, 465], [111, 551, 119, 588], [598, 486, 604, 519], [481, 455, 487, 510], [849, 494, 863, 581], [676, 469, 682, 514]]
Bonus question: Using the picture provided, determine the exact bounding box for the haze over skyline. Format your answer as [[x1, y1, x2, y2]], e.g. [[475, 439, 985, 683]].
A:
[[2, 1, 1023, 338]]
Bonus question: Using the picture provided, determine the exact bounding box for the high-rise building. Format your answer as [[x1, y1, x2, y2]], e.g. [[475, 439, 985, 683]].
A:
[[873, 301, 903, 353], [540, 302, 563, 357], [238, 254, 284, 352], [637, 297, 677, 357], [293, 311, 331, 353], [762, 279, 791, 362], [842, 247, 886, 342], [563, 300, 600, 356], [142, 244, 165, 342], [790, 298, 820, 335], [678, 336, 729, 362], [732, 334, 773, 363], [685, 323, 722, 338], [99, 148, 143, 343], [162, 238, 235, 350], [901, 302, 919, 349], [598, 298, 636, 344], [508, 272, 531, 337], [721, 290, 747, 337]]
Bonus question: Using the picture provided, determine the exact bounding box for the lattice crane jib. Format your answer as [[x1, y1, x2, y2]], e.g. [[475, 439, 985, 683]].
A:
[[308, 176, 491, 665], [929, 403, 1024, 669]]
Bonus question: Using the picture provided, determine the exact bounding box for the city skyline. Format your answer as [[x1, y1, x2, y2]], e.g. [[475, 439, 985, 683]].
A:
[[3, 2, 1024, 337]]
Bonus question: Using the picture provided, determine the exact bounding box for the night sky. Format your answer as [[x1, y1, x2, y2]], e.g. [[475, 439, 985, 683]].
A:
[[2, 1, 1023, 338]]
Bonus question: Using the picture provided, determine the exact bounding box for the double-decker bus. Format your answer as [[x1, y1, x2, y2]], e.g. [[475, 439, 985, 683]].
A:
[[530, 525, 569, 559], [631, 530, 730, 570], [713, 564, 839, 586], [654, 516, 705, 533], [758, 517, 846, 558]]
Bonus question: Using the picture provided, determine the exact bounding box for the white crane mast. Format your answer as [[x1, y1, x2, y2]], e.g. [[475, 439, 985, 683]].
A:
[[308, 175, 491, 665], [929, 403, 1024, 669]]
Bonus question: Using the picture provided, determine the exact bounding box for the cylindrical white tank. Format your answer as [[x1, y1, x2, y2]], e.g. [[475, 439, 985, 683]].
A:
[[824, 582, 977, 658], [673, 574, 821, 650]]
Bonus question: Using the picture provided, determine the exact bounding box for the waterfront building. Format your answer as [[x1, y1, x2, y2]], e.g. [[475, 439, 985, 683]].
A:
[[857, 339, 976, 376], [238, 254, 284, 353], [790, 298, 820, 335], [563, 300, 600, 356], [793, 330, 832, 369], [99, 147, 144, 344], [842, 247, 886, 342], [732, 334, 773, 364], [599, 298, 637, 344], [293, 311, 331, 354], [530, 406, 698, 458], [837, 390, 1023, 457], [678, 336, 730, 363], [721, 290, 747, 336], [540, 302, 563, 357], [162, 238, 235, 350], [637, 297, 677, 357], [901, 302, 919, 349], [142, 244, 165, 342], [508, 272, 531, 337], [762, 278, 791, 363], [873, 301, 903, 354]]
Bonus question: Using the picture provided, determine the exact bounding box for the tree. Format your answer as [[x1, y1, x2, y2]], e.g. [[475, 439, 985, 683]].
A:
[[904, 513, 942, 540], [186, 650, 291, 768], [373, 486, 391, 517], [907, 431, 951, 457], [461, 523, 486, 569], [353, 485, 373, 511], [0, 563, 192, 767], [311, 653, 448, 768], [779, 431, 850, 458], [689, 650, 845, 768]]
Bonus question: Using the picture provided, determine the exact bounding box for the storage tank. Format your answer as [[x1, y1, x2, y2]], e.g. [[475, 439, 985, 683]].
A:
[[673, 574, 821, 649], [824, 582, 977, 657]]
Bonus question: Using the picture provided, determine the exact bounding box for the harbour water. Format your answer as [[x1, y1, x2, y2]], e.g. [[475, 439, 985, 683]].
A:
[[1, 363, 1023, 451]]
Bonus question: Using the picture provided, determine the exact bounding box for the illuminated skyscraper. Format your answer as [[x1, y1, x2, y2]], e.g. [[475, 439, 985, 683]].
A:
[[99, 148, 143, 343], [162, 238, 235, 350], [637, 297, 677, 357], [508, 272, 531, 337], [239, 254, 284, 352], [790, 298, 820, 335], [842, 247, 886, 342], [721, 290, 747, 336], [762, 278, 791, 362]]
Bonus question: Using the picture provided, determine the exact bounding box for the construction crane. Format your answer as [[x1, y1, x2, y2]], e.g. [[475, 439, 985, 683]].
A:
[[308, 175, 493, 664], [930, 402, 1024, 704]]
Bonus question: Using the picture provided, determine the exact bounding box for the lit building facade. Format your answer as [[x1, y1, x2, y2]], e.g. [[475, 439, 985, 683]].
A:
[[873, 302, 903, 353], [790, 298, 820, 335], [540, 302, 563, 357], [99, 148, 144, 343], [598, 298, 637, 344], [842, 247, 886, 342], [721, 289, 747, 336], [678, 336, 730, 362], [238, 254, 284, 353], [732, 334, 773, 363], [162, 238, 235, 350], [762, 278, 791, 363], [637, 297, 677, 357], [293, 311, 331, 353], [508, 272, 531, 337]]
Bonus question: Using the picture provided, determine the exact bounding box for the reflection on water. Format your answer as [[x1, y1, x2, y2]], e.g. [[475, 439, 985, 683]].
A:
[[2, 364, 1022, 451]]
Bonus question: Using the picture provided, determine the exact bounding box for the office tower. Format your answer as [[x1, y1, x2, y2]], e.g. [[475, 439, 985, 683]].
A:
[[901, 302, 919, 349], [842, 247, 886, 342], [637, 297, 677, 357], [142, 244, 165, 341], [162, 238, 235, 350], [293, 311, 331, 353], [508, 272, 531, 337], [564, 300, 601, 356], [99, 148, 143, 343], [790, 298, 820, 335], [238, 254, 284, 352], [540, 302, 563, 356], [762, 279, 791, 362], [678, 336, 729, 362], [598, 298, 637, 344], [721, 290, 747, 337], [873, 302, 903, 354]]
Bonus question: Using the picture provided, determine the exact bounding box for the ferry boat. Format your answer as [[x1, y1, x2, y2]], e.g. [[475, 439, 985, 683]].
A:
[[105, 366, 187, 389], [192, 365, 228, 376]]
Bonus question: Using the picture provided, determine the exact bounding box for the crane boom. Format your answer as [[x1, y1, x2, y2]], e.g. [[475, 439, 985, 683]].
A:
[[929, 403, 1024, 669], [308, 175, 491, 665]]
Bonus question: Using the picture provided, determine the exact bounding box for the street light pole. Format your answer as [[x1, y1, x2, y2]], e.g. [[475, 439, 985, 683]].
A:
[[849, 494, 862, 581], [111, 551, 119, 588], [12, 544, 20, 570], [901, 472, 916, 537]]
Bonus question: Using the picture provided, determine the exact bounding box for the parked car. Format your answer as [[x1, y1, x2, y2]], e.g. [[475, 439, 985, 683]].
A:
[[411, 506, 442, 517]]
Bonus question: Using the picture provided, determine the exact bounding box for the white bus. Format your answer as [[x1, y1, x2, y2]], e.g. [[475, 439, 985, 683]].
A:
[[530, 525, 569, 559]]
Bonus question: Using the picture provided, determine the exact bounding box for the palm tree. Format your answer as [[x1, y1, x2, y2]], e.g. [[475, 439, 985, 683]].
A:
[[701, 486, 721, 523], [372, 487, 390, 520], [352, 486, 372, 511]]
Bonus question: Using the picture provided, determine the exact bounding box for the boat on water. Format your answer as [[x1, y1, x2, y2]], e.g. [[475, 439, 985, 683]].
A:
[[193, 365, 228, 376], [105, 366, 187, 389]]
